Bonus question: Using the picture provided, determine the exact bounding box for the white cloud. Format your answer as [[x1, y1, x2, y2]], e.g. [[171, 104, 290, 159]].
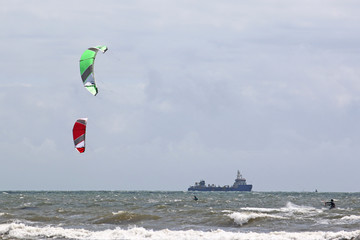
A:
[[1, 0, 360, 191]]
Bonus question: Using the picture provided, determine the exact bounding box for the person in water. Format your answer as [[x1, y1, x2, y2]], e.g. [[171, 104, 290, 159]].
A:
[[193, 195, 198, 201], [325, 199, 335, 209]]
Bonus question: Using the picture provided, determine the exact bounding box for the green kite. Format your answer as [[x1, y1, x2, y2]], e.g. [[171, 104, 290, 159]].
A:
[[79, 46, 108, 96]]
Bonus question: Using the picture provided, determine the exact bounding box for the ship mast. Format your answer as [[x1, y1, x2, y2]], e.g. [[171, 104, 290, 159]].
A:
[[237, 170, 242, 180]]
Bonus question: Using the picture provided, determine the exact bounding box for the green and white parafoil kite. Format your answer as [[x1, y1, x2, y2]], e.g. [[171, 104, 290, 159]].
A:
[[79, 45, 108, 96]]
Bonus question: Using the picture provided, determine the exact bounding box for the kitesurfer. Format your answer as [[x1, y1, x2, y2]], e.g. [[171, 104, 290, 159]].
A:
[[193, 195, 198, 201], [325, 199, 335, 209]]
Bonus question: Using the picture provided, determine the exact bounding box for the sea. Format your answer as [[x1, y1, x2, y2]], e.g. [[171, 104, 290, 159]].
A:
[[1, 191, 360, 240]]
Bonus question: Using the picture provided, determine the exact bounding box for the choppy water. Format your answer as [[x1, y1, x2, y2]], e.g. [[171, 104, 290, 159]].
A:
[[1, 191, 360, 239]]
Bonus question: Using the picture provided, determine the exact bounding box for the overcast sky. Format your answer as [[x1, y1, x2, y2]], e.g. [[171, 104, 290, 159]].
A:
[[1, 0, 360, 191]]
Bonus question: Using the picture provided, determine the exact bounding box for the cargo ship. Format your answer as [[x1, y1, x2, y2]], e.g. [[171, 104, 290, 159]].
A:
[[188, 170, 252, 191]]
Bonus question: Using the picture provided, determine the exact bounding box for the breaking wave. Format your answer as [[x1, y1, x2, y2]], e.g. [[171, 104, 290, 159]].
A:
[[0, 222, 360, 240], [340, 215, 360, 223], [228, 211, 285, 226], [228, 202, 328, 227]]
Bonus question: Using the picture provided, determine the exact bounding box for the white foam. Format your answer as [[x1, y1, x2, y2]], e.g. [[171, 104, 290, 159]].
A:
[[0, 223, 360, 240], [281, 202, 320, 214], [228, 212, 286, 226], [315, 215, 360, 226], [340, 215, 360, 223], [112, 211, 125, 215], [241, 202, 321, 215], [240, 207, 279, 212], [234, 202, 325, 227], [222, 210, 233, 213], [322, 215, 360, 225]]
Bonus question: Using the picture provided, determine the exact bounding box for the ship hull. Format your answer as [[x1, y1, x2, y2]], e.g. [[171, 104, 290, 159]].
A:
[[188, 185, 252, 192]]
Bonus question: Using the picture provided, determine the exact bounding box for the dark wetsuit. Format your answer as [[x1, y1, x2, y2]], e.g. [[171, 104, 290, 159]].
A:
[[325, 200, 335, 209]]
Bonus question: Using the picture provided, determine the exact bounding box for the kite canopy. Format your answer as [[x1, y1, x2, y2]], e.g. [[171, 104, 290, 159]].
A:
[[72, 118, 88, 153], [79, 45, 108, 96]]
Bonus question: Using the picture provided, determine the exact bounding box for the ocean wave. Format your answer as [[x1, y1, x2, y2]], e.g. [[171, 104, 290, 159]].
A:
[[93, 211, 161, 224], [234, 202, 321, 226], [240, 207, 279, 213], [0, 212, 13, 219], [318, 215, 360, 225], [241, 202, 322, 216], [281, 202, 321, 214], [0, 222, 360, 240], [228, 212, 286, 226], [25, 215, 64, 223], [340, 215, 360, 223]]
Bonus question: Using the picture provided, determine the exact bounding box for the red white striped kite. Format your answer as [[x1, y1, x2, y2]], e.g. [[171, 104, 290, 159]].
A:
[[72, 118, 87, 153]]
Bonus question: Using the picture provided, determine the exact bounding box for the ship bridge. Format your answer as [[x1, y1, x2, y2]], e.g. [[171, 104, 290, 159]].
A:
[[232, 170, 248, 187]]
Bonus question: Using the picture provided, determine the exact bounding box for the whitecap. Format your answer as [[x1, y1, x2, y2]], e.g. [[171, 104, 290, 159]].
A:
[[336, 215, 360, 224], [240, 207, 279, 212], [222, 210, 233, 213], [341, 215, 360, 222], [228, 211, 286, 226], [316, 215, 360, 226], [1, 222, 360, 240], [112, 211, 125, 215], [241, 202, 322, 219], [279, 202, 323, 216]]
